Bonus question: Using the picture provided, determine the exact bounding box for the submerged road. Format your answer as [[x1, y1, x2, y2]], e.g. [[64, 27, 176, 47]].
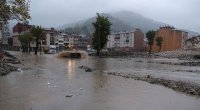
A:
[[0, 52, 200, 110]]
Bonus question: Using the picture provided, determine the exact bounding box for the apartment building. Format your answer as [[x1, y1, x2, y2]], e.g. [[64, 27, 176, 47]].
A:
[[42, 28, 58, 47], [11, 23, 90, 52], [152, 26, 188, 52], [12, 23, 59, 51], [107, 29, 144, 51], [78, 37, 88, 49], [12, 22, 32, 51], [68, 35, 88, 49]]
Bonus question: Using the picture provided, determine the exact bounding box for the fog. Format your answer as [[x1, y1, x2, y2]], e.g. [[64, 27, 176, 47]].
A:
[[29, 0, 200, 32]]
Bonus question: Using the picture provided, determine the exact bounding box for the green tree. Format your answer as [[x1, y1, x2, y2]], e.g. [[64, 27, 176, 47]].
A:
[[0, 0, 30, 51], [0, 0, 30, 28], [92, 13, 112, 56], [146, 30, 156, 54], [18, 32, 32, 53], [156, 36, 163, 52], [31, 26, 43, 55]]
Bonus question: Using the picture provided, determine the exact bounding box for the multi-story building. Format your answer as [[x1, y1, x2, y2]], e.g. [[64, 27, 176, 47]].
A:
[[78, 37, 88, 49], [42, 28, 58, 47], [12, 22, 32, 51], [152, 26, 188, 52], [107, 29, 144, 51], [12, 23, 59, 52], [11, 23, 90, 52], [68, 35, 81, 49], [54, 32, 70, 51]]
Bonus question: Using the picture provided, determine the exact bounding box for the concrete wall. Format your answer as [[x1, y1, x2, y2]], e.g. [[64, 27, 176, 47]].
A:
[[134, 29, 144, 51], [107, 30, 144, 51], [152, 27, 188, 52]]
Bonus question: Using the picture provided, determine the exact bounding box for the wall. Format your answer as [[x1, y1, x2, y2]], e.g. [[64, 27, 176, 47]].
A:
[[134, 29, 144, 51], [152, 27, 188, 52]]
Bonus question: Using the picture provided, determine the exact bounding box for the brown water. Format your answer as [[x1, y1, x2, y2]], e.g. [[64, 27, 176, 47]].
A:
[[0, 52, 200, 110]]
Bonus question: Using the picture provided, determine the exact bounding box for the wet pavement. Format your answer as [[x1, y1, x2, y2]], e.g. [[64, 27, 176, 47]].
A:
[[0, 52, 200, 110]]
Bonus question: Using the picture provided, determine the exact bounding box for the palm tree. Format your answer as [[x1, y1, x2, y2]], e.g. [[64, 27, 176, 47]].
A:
[[156, 37, 163, 52]]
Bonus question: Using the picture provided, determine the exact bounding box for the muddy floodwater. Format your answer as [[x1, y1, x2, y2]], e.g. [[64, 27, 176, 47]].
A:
[[0, 52, 200, 110]]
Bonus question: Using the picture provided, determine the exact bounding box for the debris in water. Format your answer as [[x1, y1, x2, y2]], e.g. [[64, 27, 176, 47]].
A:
[[17, 68, 22, 72], [65, 94, 73, 97], [85, 68, 92, 72]]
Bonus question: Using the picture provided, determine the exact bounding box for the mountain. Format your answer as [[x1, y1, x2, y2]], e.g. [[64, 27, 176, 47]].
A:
[[110, 11, 167, 32], [59, 13, 132, 35], [59, 11, 199, 37]]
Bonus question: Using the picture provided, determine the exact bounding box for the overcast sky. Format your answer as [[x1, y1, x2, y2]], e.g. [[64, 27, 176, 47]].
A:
[[29, 0, 200, 33]]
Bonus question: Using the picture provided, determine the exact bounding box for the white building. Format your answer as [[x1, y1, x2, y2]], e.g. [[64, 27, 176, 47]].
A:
[[54, 32, 69, 51], [107, 31, 134, 48], [107, 29, 144, 51]]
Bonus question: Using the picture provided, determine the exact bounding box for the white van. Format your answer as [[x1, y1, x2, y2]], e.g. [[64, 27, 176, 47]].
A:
[[49, 45, 56, 54]]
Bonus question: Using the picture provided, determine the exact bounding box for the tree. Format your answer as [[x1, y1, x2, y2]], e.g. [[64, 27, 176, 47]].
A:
[[18, 32, 32, 53], [92, 13, 112, 56], [0, 0, 31, 28], [31, 26, 43, 55], [156, 36, 163, 52], [146, 30, 156, 54], [0, 0, 30, 51]]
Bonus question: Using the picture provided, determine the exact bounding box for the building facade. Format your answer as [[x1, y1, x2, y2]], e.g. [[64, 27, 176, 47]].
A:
[[152, 26, 188, 52], [11, 23, 90, 52], [107, 29, 144, 51], [12, 22, 32, 51], [78, 37, 88, 49]]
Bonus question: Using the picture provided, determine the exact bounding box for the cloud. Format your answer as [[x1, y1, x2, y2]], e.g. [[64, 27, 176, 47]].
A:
[[28, 0, 200, 33]]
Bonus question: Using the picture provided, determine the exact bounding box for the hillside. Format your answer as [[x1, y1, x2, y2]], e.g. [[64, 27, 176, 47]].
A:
[[59, 11, 199, 37], [60, 13, 132, 35], [110, 11, 166, 32]]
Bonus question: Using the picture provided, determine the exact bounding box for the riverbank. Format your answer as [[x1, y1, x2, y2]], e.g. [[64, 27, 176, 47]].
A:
[[0, 51, 20, 76], [97, 49, 200, 60], [97, 51, 148, 58], [155, 49, 200, 60], [105, 71, 200, 97]]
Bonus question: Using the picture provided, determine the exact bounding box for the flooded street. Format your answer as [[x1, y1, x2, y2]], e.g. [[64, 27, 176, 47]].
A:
[[0, 52, 200, 110]]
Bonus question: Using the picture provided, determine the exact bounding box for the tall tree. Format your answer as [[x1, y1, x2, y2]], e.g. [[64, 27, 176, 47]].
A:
[[31, 26, 43, 55], [0, 0, 30, 51], [146, 30, 156, 54], [18, 32, 32, 53], [92, 13, 112, 56], [156, 36, 163, 52], [0, 0, 30, 28]]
